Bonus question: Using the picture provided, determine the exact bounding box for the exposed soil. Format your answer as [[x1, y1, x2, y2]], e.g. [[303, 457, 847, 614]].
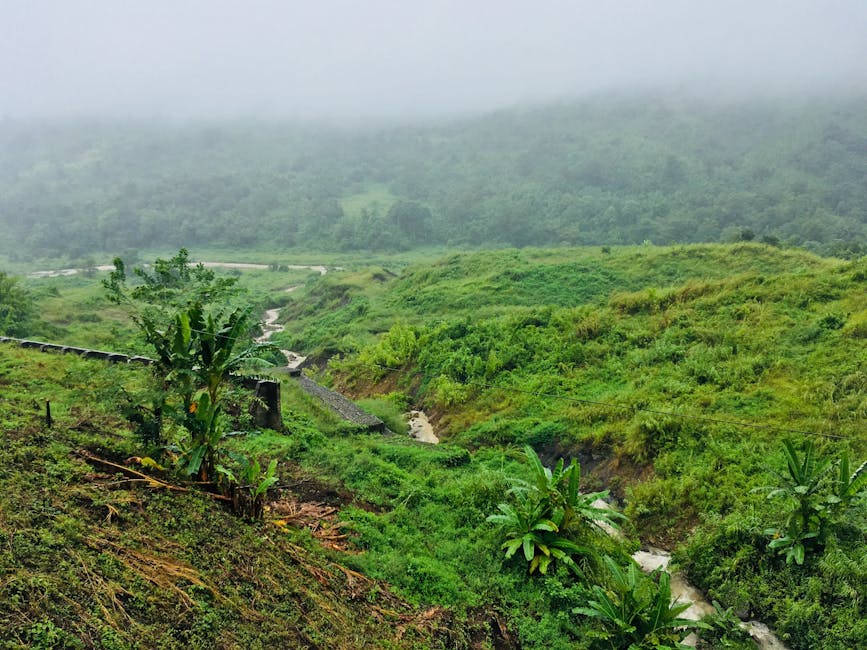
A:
[[282, 474, 355, 507]]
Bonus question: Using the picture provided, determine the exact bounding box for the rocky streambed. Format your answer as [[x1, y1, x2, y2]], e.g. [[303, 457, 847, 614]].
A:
[[632, 547, 789, 649]]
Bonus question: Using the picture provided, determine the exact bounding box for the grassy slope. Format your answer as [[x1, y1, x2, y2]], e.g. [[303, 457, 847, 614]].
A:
[[276, 243, 837, 355], [0, 346, 455, 649], [300, 244, 866, 648], [3, 244, 865, 649], [319, 244, 866, 512]]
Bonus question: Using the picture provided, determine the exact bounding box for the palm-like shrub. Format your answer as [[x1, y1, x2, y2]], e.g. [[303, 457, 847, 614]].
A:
[[487, 445, 625, 574], [573, 555, 703, 649], [488, 491, 590, 575], [761, 439, 867, 564], [517, 444, 627, 535]]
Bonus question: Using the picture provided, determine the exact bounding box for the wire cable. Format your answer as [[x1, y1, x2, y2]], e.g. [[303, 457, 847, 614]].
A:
[[368, 362, 859, 441]]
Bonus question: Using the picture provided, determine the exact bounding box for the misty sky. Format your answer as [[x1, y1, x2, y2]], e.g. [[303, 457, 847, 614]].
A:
[[2, 0, 867, 120]]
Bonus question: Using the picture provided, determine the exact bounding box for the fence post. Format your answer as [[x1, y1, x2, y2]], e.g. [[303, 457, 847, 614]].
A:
[[252, 380, 282, 431]]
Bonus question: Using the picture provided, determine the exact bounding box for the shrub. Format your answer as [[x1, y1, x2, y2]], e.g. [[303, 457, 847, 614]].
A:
[[487, 446, 624, 575]]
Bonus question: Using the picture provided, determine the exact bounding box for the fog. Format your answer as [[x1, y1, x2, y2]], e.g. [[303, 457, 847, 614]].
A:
[[2, 0, 867, 121]]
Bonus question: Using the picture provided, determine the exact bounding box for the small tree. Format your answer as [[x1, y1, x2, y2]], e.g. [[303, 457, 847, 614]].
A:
[[103, 248, 239, 333], [104, 250, 272, 479], [0, 271, 36, 337]]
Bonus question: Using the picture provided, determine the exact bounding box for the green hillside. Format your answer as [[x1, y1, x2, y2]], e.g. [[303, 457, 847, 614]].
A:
[[2, 96, 867, 262], [1, 244, 865, 648], [0, 346, 464, 649], [298, 244, 867, 647]]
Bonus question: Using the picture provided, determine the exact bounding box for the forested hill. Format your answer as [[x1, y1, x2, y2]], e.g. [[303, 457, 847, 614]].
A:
[[1, 94, 866, 259]]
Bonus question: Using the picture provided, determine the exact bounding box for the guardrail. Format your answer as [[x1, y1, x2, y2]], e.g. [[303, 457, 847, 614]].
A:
[[2, 335, 388, 434], [0, 336, 282, 430]]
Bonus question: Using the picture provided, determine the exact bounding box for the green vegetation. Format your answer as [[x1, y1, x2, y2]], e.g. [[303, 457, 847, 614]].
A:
[[760, 439, 866, 565], [487, 446, 623, 575], [315, 244, 866, 647], [153, 301, 269, 481], [1, 243, 865, 648], [2, 97, 867, 262], [573, 556, 703, 649], [103, 251, 279, 506], [0, 271, 38, 337], [0, 347, 443, 648]]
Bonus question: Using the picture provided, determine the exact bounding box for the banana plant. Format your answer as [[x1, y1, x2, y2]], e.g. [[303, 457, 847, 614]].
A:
[[181, 389, 222, 480], [487, 492, 590, 574], [216, 455, 280, 520], [193, 305, 272, 406], [488, 446, 623, 575], [147, 302, 273, 481], [760, 439, 866, 565], [830, 452, 867, 514], [763, 439, 831, 564], [511, 445, 626, 535], [573, 555, 704, 649]]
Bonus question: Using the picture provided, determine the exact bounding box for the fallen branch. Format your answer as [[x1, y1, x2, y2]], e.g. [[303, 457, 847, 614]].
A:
[[76, 450, 230, 501]]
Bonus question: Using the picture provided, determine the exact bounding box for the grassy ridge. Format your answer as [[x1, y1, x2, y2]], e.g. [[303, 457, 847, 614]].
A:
[[275, 243, 843, 361], [314, 244, 866, 647]]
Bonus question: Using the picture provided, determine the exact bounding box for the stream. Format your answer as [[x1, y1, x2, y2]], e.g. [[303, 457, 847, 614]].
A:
[[406, 417, 787, 649], [406, 410, 439, 443], [27, 261, 327, 369], [254, 288, 307, 369], [27, 261, 332, 278], [632, 548, 789, 649]]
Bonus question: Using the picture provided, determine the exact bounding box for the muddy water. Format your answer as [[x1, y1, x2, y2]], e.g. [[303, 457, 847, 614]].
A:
[[28, 264, 115, 278], [631, 547, 789, 650], [198, 262, 330, 275], [632, 548, 716, 624], [406, 410, 439, 443], [587, 496, 787, 649], [255, 286, 307, 369]]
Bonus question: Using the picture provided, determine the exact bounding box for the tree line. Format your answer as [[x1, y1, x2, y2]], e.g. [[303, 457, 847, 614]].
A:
[[1, 94, 866, 259]]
